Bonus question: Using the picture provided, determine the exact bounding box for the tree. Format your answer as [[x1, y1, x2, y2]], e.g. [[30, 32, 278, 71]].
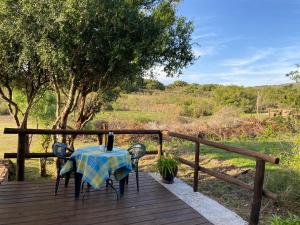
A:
[[0, 0, 195, 146], [0, 0, 51, 153], [286, 64, 300, 83], [39, 0, 195, 144], [0, 0, 50, 129]]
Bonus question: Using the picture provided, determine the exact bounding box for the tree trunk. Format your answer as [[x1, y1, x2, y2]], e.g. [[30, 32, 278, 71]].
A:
[[40, 158, 47, 177], [58, 76, 77, 143]]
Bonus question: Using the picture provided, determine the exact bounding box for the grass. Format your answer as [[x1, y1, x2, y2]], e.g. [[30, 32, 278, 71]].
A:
[[95, 111, 168, 123], [269, 214, 300, 225]]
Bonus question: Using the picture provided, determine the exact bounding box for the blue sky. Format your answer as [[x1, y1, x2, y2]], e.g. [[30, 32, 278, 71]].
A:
[[157, 0, 300, 86]]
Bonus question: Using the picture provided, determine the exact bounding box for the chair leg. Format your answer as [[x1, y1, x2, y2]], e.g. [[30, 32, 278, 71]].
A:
[[65, 172, 71, 187], [55, 173, 60, 196], [135, 163, 139, 192], [107, 179, 119, 200], [75, 172, 83, 199], [81, 182, 85, 193]]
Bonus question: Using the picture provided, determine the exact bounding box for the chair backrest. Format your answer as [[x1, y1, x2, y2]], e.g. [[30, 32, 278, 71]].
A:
[[52, 142, 68, 158], [127, 143, 147, 160]]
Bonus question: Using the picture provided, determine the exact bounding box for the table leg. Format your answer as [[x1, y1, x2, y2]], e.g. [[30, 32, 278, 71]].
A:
[[75, 172, 83, 199], [119, 177, 126, 197]]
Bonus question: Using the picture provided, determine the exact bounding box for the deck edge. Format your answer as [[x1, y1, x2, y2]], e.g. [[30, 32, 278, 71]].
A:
[[149, 172, 247, 225]]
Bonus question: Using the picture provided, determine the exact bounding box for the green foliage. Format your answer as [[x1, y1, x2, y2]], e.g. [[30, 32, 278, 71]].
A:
[[286, 64, 300, 83], [179, 98, 213, 117], [183, 84, 217, 96], [260, 125, 278, 139], [259, 85, 300, 110], [156, 156, 178, 178], [214, 86, 257, 113], [167, 80, 188, 89], [270, 214, 300, 225], [0, 0, 195, 130], [121, 77, 145, 93], [35, 0, 195, 87], [266, 168, 300, 208], [30, 91, 56, 126], [144, 79, 165, 91]]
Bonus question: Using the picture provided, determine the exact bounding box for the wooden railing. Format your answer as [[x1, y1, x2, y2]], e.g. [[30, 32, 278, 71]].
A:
[[3, 128, 279, 225], [3, 128, 163, 182], [162, 131, 279, 225]]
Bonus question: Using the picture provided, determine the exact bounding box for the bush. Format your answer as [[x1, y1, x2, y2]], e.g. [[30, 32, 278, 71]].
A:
[[214, 86, 257, 113], [167, 80, 188, 89], [179, 99, 214, 118], [144, 79, 165, 90]]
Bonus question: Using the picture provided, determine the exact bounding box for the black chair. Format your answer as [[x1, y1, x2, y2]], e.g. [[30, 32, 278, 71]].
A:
[[52, 142, 75, 195], [126, 143, 147, 191]]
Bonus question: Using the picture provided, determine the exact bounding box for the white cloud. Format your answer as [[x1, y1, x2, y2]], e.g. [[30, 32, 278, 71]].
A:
[[222, 48, 273, 66], [193, 46, 217, 57], [192, 32, 217, 40], [157, 44, 300, 86]]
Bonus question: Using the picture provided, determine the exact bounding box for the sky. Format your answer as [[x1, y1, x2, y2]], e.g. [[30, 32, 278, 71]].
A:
[[157, 0, 300, 86]]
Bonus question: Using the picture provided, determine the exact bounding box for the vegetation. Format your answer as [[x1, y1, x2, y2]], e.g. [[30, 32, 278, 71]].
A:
[[286, 64, 300, 83], [156, 156, 178, 181], [270, 214, 300, 225], [0, 0, 195, 147]]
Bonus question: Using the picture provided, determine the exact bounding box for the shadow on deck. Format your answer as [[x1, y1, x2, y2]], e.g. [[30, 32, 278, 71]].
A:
[[0, 173, 212, 225]]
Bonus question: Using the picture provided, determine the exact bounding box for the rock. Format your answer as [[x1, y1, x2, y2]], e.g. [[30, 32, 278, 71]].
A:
[[0, 159, 15, 183]]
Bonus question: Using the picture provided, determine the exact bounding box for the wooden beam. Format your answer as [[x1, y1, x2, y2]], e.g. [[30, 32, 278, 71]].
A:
[[163, 130, 198, 142], [164, 131, 279, 164], [198, 138, 279, 164], [5, 150, 159, 159], [4, 128, 161, 135], [249, 159, 265, 225], [178, 157, 277, 202]]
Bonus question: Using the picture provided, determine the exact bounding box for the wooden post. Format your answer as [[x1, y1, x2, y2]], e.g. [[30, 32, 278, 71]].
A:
[[103, 122, 108, 146], [249, 159, 265, 225], [17, 133, 26, 181], [97, 134, 103, 145], [157, 132, 163, 158], [193, 141, 200, 192]]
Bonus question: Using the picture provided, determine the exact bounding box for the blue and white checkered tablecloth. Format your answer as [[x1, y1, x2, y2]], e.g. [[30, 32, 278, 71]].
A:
[[60, 145, 132, 189]]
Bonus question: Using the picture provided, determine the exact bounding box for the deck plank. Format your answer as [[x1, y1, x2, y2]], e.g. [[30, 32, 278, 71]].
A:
[[0, 173, 212, 225]]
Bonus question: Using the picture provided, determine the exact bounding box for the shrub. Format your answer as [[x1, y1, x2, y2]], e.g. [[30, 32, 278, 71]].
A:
[[179, 99, 214, 118], [144, 79, 165, 90], [214, 86, 257, 113], [167, 80, 188, 89]]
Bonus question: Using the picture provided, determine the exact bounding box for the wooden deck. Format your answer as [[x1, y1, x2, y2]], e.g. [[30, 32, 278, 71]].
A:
[[0, 173, 212, 225]]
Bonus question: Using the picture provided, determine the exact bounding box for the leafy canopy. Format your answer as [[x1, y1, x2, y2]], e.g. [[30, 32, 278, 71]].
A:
[[0, 0, 195, 130], [34, 0, 195, 89]]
